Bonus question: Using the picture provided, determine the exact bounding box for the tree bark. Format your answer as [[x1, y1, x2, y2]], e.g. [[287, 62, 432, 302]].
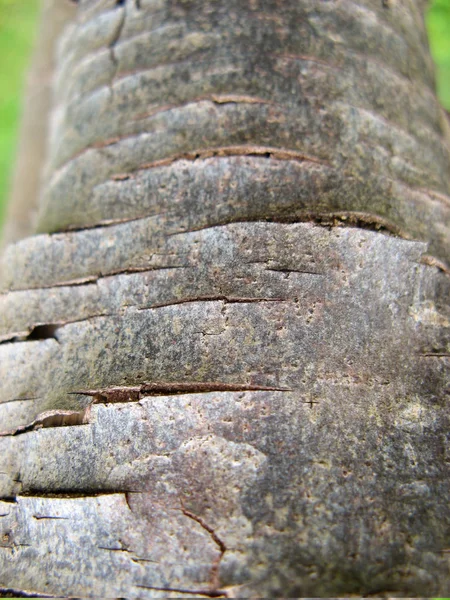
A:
[[0, 0, 449, 597]]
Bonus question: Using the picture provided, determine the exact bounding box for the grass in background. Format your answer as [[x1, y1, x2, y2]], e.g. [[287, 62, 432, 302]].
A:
[[0, 0, 39, 228], [427, 0, 450, 110], [0, 1, 449, 230]]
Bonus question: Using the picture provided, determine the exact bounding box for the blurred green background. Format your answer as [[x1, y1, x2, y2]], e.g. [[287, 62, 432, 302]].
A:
[[0, 0, 449, 229], [428, 0, 450, 109], [0, 0, 40, 228]]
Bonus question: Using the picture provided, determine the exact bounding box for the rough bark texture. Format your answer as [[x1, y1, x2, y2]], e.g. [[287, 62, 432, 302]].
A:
[[0, 0, 449, 597]]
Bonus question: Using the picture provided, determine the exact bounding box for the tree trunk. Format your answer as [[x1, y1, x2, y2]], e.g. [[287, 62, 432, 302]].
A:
[[1, 0, 449, 597]]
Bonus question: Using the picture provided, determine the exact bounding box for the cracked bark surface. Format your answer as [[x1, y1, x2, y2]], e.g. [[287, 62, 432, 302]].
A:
[[0, 0, 449, 597]]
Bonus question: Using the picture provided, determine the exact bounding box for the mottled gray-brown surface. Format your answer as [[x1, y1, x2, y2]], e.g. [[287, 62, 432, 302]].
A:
[[0, 0, 449, 597]]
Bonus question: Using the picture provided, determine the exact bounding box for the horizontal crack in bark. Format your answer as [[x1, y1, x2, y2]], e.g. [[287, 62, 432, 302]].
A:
[[0, 315, 114, 345], [32, 515, 70, 520], [2, 265, 188, 294], [61, 96, 278, 165], [130, 556, 159, 563], [0, 294, 288, 344], [265, 267, 324, 276], [70, 382, 292, 403], [135, 584, 227, 597], [0, 296, 289, 344], [36, 211, 406, 244], [57, 122, 326, 173], [138, 296, 287, 310], [127, 94, 275, 123], [0, 408, 91, 437], [165, 212, 408, 238], [1, 383, 291, 433], [130, 145, 329, 174], [16, 491, 136, 499], [0, 587, 56, 598], [98, 546, 132, 553]]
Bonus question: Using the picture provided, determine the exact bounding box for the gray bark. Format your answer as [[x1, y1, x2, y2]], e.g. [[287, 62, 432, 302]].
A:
[[0, 0, 449, 597]]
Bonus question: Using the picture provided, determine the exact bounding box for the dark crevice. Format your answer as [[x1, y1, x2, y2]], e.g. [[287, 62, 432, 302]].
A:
[[40, 209, 405, 240], [265, 268, 323, 276], [32, 515, 70, 520], [0, 588, 56, 598], [60, 140, 328, 176], [25, 324, 60, 342], [17, 491, 135, 500], [124, 491, 133, 511], [0, 325, 61, 346], [209, 94, 272, 106], [0, 334, 28, 345], [3, 275, 99, 293], [4, 265, 188, 294], [70, 382, 291, 404], [0, 313, 116, 346], [131, 556, 159, 564], [138, 296, 287, 311], [0, 408, 90, 438], [0, 297, 284, 347], [166, 212, 406, 238], [121, 145, 329, 173]]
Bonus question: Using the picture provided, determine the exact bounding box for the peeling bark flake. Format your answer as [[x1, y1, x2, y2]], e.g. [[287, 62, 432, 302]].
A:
[[0, 407, 91, 437]]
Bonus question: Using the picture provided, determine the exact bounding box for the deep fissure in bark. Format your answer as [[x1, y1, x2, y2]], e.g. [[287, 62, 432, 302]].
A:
[[22, 324, 60, 343], [0, 588, 56, 599], [0, 408, 90, 437], [72, 382, 292, 403]]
